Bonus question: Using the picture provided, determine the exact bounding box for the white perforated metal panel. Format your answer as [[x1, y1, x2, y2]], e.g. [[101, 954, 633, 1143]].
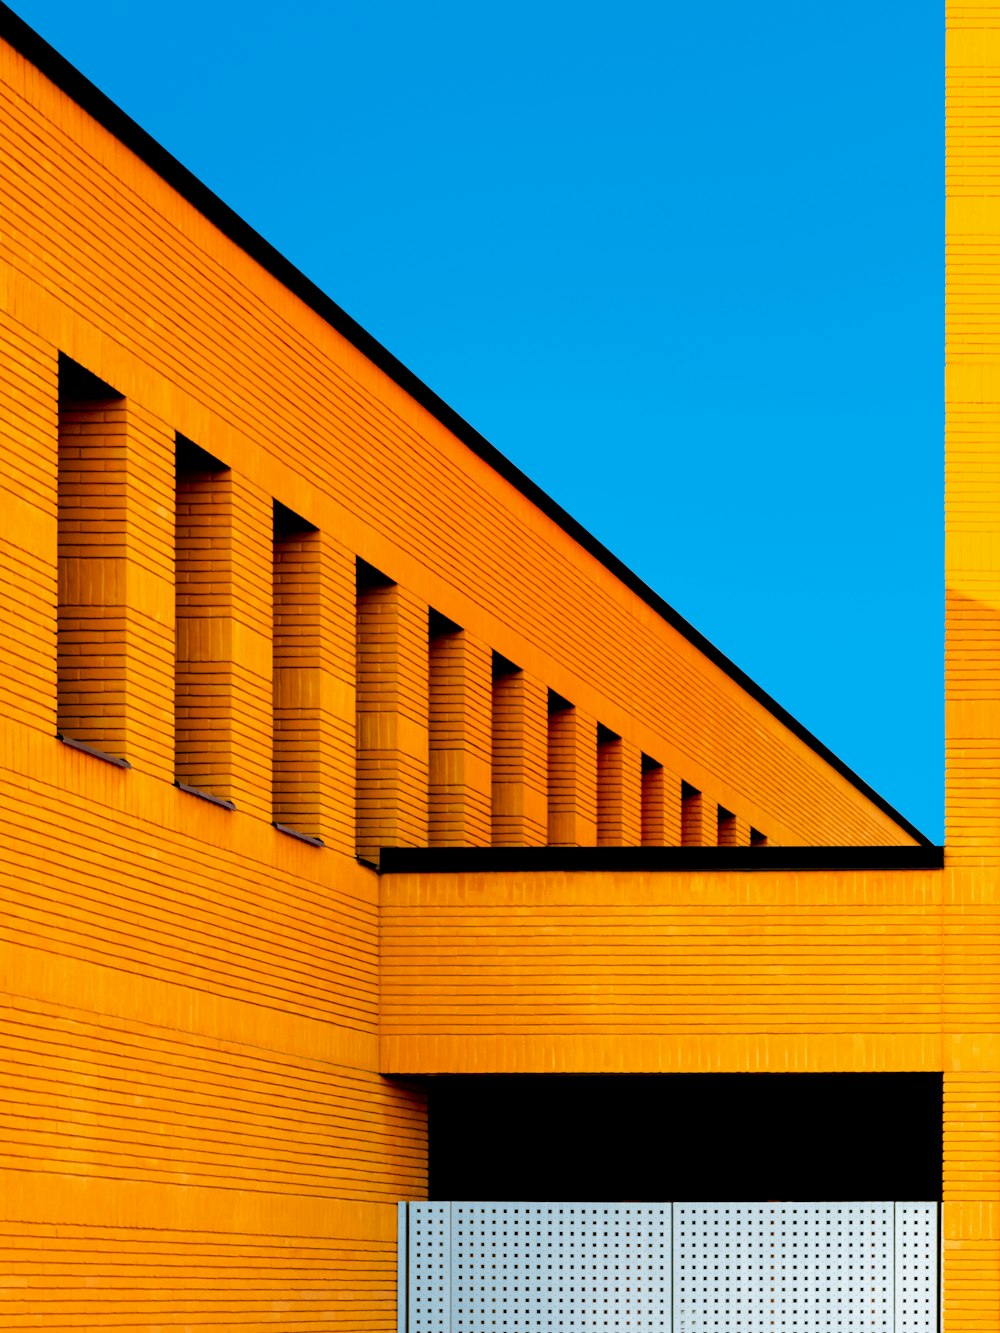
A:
[[400, 1201, 939, 1333], [674, 1203, 894, 1333], [451, 1202, 671, 1332], [407, 1201, 450, 1333], [895, 1203, 938, 1333]]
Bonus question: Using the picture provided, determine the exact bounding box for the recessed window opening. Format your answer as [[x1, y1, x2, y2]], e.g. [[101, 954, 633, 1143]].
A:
[[57, 355, 127, 758], [273, 500, 321, 840], [751, 826, 768, 847], [428, 607, 465, 847], [640, 754, 666, 846], [681, 781, 705, 846], [491, 652, 521, 845], [175, 435, 230, 798], [356, 557, 393, 595], [717, 805, 737, 847], [596, 724, 621, 845], [355, 558, 396, 861], [546, 690, 575, 845], [492, 652, 518, 681]]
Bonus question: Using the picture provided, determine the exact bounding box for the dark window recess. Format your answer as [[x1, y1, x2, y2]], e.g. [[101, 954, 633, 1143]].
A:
[[596, 725, 622, 845], [428, 607, 461, 640], [273, 501, 322, 840], [428, 607, 466, 847], [175, 436, 230, 801], [356, 556, 393, 593], [492, 651, 519, 681], [57, 355, 127, 758], [548, 689, 572, 715], [718, 805, 737, 847], [546, 690, 577, 847], [681, 781, 703, 847], [355, 557, 404, 863], [640, 754, 665, 846]]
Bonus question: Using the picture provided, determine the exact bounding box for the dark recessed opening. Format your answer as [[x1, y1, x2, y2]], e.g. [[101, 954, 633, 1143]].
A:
[[58, 353, 120, 404], [492, 651, 519, 680], [681, 781, 703, 847], [718, 805, 736, 847], [356, 556, 393, 592], [273, 498, 316, 538], [428, 607, 461, 639], [176, 434, 226, 476], [427, 1073, 942, 1201]]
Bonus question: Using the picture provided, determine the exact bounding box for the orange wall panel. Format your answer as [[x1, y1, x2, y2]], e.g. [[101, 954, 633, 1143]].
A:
[[0, 317, 57, 736], [0, 720, 425, 1329], [379, 865, 947, 1075]]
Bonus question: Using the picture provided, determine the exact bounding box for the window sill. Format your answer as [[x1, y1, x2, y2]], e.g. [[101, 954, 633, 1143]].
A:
[[57, 734, 131, 769], [175, 780, 236, 811], [274, 822, 324, 849]]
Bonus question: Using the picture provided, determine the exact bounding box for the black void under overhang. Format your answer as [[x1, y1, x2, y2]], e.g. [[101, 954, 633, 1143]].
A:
[[426, 1073, 942, 1202]]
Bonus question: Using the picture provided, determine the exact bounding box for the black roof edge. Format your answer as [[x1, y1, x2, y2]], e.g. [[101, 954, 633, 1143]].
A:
[[0, 3, 931, 848], [379, 845, 945, 875]]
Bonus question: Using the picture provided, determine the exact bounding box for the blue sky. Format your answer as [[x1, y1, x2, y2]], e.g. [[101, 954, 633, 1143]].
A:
[[9, 1, 944, 839]]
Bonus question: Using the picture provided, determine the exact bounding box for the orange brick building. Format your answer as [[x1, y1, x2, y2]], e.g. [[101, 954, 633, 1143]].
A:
[[0, 3, 992, 1328]]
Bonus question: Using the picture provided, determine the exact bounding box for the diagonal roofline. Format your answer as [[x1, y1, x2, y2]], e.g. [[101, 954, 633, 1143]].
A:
[[0, 3, 933, 847]]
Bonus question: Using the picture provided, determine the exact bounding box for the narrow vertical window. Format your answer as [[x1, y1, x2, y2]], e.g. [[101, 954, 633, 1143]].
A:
[[428, 609, 462, 846], [355, 560, 430, 861], [717, 805, 737, 846], [491, 656, 547, 847], [596, 727, 642, 846], [175, 436, 232, 803], [681, 781, 711, 847], [640, 755, 666, 846], [273, 501, 322, 843], [547, 692, 598, 846], [57, 355, 128, 762], [428, 610, 491, 847], [596, 724, 620, 845]]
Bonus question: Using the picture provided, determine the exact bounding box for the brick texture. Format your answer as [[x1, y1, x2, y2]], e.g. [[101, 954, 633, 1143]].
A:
[[274, 524, 356, 850], [641, 762, 682, 846], [58, 394, 173, 778], [681, 785, 716, 847], [596, 734, 642, 847], [491, 668, 548, 846], [547, 705, 598, 846], [428, 628, 492, 847], [176, 463, 272, 813], [356, 580, 428, 860]]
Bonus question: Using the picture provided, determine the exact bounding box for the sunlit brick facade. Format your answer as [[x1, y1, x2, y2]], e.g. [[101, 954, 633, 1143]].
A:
[[0, 4, 991, 1328]]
